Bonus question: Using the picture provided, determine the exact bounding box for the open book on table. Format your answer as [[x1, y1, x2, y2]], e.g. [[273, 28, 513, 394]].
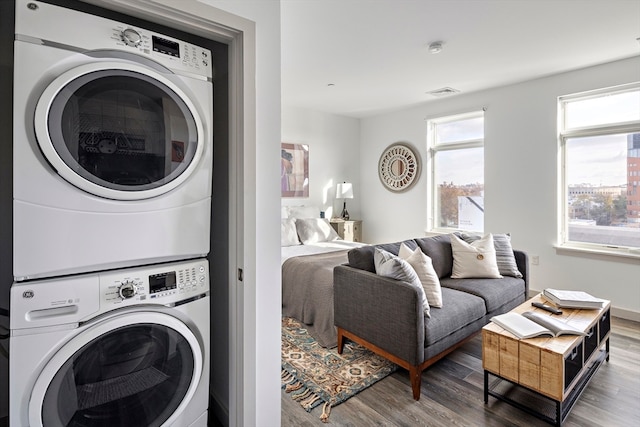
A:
[[490, 311, 587, 340]]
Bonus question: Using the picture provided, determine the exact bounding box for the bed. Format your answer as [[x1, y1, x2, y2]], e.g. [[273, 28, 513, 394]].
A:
[[281, 206, 367, 348]]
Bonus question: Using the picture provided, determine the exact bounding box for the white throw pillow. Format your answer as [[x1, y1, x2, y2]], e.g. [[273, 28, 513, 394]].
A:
[[398, 243, 443, 308], [295, 218, 341, 244], [281, 218, 301, 247], [374, 248, 430, 317], [457, 232, 523, 278], [450, 233, 503, 279]]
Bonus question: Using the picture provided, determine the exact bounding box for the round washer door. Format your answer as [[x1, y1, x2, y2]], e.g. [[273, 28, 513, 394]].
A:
[[34, 61, 206, 200], [28, 311, 203, 427]]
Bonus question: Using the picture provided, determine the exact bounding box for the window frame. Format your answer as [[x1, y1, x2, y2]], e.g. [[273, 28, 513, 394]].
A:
[[558, 83, 640, 258], [427, 110, 485, 233]]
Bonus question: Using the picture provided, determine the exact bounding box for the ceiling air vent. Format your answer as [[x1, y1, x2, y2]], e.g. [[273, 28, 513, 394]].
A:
[[427, 87, 460, 97]]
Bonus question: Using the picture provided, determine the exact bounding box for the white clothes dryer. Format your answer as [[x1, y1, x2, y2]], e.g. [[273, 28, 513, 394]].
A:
[[13, 0, 214, 281], [9, 258, 210, 427]]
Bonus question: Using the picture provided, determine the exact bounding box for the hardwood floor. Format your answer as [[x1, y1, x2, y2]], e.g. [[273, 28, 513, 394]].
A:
[[282, 317, 640, 426]]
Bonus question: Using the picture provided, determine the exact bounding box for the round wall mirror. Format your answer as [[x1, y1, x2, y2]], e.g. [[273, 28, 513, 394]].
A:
[[378, 143, 420, 192]]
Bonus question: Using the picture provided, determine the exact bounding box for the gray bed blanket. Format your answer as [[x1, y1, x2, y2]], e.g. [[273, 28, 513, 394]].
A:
[[282, 250, 349, 348]]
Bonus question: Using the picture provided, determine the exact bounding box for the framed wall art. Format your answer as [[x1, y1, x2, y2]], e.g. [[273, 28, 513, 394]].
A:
[[281, 143, 309, 197]]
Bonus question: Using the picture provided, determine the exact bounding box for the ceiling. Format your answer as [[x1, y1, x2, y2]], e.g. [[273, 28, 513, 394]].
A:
[[281, 0, 640, 118]]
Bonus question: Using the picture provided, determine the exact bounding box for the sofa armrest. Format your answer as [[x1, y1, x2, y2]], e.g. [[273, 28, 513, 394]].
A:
[[334, 265, 425, 366], [513, 250, 529, 295]]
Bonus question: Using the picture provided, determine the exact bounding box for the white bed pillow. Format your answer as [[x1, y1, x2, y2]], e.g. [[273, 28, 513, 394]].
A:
[[398, 243, 443, 308], [374, 248, 430, 317], [295, 218, 341, 244], [287, 205, 320, 219], [281, 218, 301, 247], [450, 233, 503, 279]]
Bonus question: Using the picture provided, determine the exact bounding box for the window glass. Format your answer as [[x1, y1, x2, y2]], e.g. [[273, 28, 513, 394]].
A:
[[434, 147, 484, 230], [560, 86, 640, 251], [435, 116, 484, 144], [429, 113, 484, 232], [565, 90, 640, 129]]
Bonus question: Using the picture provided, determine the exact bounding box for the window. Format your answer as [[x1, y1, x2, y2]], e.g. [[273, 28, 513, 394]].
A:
[[427, 111, 484, 232], [559, 84, 640, 254]]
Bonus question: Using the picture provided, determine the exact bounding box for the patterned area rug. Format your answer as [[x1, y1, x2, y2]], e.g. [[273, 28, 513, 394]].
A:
[[281, 317, 397, 422]]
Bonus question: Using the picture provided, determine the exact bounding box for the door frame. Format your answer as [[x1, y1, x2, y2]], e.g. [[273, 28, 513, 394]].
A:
[[80, 1, 255, 426]]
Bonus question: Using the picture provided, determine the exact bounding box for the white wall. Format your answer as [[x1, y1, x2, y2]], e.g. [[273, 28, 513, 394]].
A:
[[360, 56, 640, 318], [281, 106, 361, 218]]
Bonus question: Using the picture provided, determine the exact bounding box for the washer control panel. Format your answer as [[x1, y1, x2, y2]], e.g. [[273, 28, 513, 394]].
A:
[[101, 258, 209, 306]]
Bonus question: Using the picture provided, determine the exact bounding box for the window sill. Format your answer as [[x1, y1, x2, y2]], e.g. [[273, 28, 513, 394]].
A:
[[555, 244, 640, 262]]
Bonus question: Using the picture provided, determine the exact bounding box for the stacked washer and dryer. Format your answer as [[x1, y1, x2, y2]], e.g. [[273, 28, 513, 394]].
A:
[[10, 1, 213, 426]]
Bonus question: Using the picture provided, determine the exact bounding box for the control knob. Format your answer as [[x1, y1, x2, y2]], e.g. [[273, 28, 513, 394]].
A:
[[118, 281, 137, 299], [121, 28, 142, 47]]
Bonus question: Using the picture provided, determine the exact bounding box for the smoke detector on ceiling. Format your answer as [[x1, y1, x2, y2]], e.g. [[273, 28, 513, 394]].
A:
[[427, 87, 460, 97], [428, 41, 443, 54]]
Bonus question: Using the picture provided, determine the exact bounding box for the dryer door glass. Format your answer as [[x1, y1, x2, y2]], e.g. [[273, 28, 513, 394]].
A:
[[40, 323, 195, 427], [45, 69, 199, 194]]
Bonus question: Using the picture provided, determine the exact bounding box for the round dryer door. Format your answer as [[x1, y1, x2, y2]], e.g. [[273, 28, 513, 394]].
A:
[[34, 61, 206, 200], [28, 312, 203, 427]]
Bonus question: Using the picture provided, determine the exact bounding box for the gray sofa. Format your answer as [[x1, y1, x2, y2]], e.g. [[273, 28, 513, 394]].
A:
[[333, 234, 528, 400]]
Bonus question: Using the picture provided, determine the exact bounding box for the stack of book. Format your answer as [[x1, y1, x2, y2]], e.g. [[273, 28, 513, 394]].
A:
[[542, 288, 605, 309]]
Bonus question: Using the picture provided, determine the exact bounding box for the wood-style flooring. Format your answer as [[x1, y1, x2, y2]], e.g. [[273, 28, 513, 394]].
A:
[[282, 317, 640, 427]]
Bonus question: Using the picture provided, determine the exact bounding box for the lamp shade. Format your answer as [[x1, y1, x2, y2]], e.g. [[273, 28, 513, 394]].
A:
[[336, 182, 354, 199]]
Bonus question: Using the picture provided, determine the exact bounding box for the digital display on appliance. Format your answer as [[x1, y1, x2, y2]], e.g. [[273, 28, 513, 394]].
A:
[[152, 36, 180, 57], [149, 271, 177, 293]]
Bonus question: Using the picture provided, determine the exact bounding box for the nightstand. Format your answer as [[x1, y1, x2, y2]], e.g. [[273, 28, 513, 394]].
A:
[[330, 219, 362, 242]]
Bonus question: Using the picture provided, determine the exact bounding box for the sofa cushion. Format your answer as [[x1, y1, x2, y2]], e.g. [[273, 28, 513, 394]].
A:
[[414, 234, 454, 279], [424, 287, 485, 346], [440, 276, 526, 313], [374, 248, 430, 317], [348, 239, 417, 273], [457, 232, 523, 278], [398, 243, 443, 308]]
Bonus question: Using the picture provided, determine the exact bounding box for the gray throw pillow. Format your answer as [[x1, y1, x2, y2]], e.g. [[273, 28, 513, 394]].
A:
[[374, 248, 430, 317]]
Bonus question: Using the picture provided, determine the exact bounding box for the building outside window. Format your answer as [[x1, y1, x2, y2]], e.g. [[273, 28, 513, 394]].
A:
[[559, 84, 640, 253], [427, 111, 484, 232]]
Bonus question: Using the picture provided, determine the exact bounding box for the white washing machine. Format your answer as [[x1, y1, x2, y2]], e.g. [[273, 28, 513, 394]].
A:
[[13, 0, 214, 281], [9, 258, 210, 427]]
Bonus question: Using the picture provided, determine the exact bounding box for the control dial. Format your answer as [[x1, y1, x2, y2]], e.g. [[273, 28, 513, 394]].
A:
[[118, 281, 137, 299], [121, 28, 142, 47]]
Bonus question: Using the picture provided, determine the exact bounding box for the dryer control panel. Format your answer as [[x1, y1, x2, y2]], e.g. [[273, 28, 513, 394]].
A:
[[15, 0, 213, 79], [101, 258, 209, 307]]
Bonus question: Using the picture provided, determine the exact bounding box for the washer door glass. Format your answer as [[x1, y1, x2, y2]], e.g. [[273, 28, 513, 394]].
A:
[[35, 62, 205, 200], [39, 323, 196, 427]]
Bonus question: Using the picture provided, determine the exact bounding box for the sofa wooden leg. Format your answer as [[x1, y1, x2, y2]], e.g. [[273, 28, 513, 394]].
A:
[[410, 366, 421, 400], [336, 328, 344, 354]]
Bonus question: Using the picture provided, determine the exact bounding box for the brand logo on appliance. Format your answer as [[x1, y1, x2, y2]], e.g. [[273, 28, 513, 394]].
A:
[[23, 290, 35, 299]]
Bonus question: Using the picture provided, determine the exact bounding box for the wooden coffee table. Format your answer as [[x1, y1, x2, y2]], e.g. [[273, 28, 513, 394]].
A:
[[482, 293, 611, 426]]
